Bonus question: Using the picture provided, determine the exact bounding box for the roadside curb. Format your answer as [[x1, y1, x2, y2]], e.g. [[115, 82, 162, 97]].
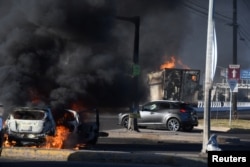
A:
[[68, 151, 208, 167], [104, 127, 241, 144], [0, 147, 208, 166], [1, 147, 74, 161], [106, 130, 203, 143]]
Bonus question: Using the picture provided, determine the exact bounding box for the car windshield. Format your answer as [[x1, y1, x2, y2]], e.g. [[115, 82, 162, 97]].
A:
[[63, 111, 76, 122], [13, 110, 45, 120]]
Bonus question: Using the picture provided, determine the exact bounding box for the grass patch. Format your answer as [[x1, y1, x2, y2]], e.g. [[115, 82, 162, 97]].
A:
[[199, 119, 250, 129]]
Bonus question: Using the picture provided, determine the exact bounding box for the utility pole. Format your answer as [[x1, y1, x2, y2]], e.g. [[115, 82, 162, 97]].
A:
[[232, 0, 238, 119], [131, 16, 140, 132], [116, 16, 140, 132], [201, 0, 214, 153]]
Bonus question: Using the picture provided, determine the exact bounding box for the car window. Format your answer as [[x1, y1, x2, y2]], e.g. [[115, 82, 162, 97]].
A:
[[143, 103, 159, 111], [170, 102, 180, 109], [158, 102, 170, 110], [179, 103, 193, 109], [13, 110, 45, 120], [63, 111, 76, 122]]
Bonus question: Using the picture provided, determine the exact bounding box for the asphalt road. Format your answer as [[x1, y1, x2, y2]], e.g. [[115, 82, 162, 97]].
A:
[[96, 114, 250, 151], [0, 161, 169, 167], [1, 111, 250, 167]]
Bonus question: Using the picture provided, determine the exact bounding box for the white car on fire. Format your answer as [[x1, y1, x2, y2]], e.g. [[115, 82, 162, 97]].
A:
[[4, 107, 56, 146]]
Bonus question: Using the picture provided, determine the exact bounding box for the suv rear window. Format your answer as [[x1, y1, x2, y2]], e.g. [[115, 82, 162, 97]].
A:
[[180, 103, 193, 109], [170, 102, 192, 109], [13, 110, 45, 120]]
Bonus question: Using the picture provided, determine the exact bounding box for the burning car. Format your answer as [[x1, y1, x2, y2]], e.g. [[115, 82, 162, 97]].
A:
[[56, 109, 80, 133], [4, 107, 56, 146], [56, 108, 100, 149], [3, 105, 100, 149]]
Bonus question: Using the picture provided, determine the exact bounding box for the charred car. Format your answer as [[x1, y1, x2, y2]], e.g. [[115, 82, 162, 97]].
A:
[[4, 107, 56, 146], [58, 108, 100, 148]]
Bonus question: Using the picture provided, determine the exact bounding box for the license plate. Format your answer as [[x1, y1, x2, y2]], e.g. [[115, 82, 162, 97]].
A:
[[20, 125, 32, 131]]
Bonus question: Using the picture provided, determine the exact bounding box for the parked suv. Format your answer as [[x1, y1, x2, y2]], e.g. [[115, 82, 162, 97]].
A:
[[4, 107, 56, 146], [118, 100, 198, 132]]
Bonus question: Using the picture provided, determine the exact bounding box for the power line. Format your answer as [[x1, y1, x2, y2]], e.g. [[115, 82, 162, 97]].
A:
[[183, 0, 232, 23], [239, 27, 250, 43], [184, 0, 250, 47]]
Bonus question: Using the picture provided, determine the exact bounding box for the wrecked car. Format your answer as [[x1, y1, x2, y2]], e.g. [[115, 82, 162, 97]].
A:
[[58, 108, 100, 148], [4, 107, 56, 146], [56, 109, 80, 133]]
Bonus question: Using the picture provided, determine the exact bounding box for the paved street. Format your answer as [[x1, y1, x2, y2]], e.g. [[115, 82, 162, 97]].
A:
[[1, 113, 250, 167]]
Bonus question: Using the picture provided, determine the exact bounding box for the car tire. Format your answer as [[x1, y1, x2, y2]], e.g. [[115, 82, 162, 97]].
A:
[[121, 116, 129, 129], [167, 118, 180, 131], [182, 125, 194, 132]]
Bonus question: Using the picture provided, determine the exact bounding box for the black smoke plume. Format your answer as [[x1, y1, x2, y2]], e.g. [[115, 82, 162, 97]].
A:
[[0, 0, 185, 115]]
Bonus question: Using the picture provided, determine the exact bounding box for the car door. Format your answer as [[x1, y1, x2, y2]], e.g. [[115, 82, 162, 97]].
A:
[[139, 102, 168, 125]]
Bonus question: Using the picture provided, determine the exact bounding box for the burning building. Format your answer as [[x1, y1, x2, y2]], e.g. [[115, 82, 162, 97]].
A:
[[148, 68, 200, 103]]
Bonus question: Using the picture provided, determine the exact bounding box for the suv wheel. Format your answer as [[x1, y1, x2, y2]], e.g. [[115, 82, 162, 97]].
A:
[[167, 118, 180, 131], [122, 116, 129, 129]]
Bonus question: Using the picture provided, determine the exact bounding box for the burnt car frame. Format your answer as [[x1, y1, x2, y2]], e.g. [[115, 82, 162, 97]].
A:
[[118, 100, 198, 132], [59, 108, 100, 148], [4, 107, 56, 146]]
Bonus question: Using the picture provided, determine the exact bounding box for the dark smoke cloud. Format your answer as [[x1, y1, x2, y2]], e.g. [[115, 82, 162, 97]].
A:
[[115, 0, 186, 71], [0, 0, 186, 115]]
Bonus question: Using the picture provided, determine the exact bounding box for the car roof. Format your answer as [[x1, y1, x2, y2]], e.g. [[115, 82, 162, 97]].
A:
[[145, 100, 185, 103], [12, 107, 49, 112]]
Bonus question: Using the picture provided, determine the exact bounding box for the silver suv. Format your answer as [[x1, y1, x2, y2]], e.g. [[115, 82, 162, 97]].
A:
[[118, 100, 198, 132], [4, 107, 56, 146]]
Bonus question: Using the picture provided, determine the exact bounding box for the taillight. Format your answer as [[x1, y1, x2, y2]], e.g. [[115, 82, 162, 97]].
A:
[[180, 109, 186, 113]]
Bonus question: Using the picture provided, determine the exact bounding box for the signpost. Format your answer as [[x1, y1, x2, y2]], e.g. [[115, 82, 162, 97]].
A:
[[228, 64, 240, 80], [228, 79, 238, 92], [227, 64, 240, 126]]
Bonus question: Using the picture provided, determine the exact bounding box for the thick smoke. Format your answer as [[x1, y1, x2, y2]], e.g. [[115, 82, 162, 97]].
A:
[[0, 0, 186, 115], [115, 0, 186, 71]]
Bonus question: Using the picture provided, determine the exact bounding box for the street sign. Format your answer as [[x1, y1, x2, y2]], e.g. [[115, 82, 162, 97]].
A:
[[228, 64, 240, 80], [228, 79, 238, 92], [240, 70, 250, 79], [132, 64, 140, 77]]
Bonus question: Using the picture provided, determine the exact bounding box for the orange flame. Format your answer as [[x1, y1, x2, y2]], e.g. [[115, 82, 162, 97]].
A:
[[160, 56, 176, 69], [3, 126, 70, 149], [45, 126, 70, 149], [160, 56, 190, 70]]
